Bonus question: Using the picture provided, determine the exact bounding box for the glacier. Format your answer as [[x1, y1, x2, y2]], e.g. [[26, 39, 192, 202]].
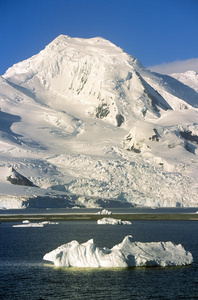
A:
[[43, 235, 193, 268], [0, 35, 198, 208]]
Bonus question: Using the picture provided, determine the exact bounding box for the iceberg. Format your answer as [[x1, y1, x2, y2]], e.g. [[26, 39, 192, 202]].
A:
[[96, 209, 112, 215], [22, 220, 30, 224], [43, 235, 193, 268], [13, 223, 44, 228], [97, 217, 132, 225], [12, 221, 59, 227]]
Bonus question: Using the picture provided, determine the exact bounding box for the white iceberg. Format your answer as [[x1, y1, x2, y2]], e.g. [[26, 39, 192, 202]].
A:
[[12, 221, 59, 227], [43, 235, 193, 268], [96, 209, 112, 215], [97, 217, 132, 225], [13, 223, 44, 228], [40, 221, 59, 225]]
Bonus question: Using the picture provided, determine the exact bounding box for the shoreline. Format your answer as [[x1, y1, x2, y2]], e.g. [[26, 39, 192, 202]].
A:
[[1, 213, 198, 222]]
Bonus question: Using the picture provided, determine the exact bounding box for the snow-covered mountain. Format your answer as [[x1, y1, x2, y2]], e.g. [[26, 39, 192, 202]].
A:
[[170, 70, 198, 93], [0, 35, 198, 208]]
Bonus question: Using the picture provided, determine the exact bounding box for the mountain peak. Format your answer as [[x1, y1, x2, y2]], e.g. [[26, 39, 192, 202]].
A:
[[1, 35, 198, 208], [49, 34, 120, 46], [45, 34, 125, 55]]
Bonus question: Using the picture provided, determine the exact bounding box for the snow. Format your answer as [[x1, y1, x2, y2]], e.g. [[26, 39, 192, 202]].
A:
[[0, 35, 198, 208], [97, 217, 132, 225], [96, 209, 112, 215], [12, 221, 59, 227], [43, 235, 193, 268], [170, 71, 198, 93], [13, 223, 44, 228]]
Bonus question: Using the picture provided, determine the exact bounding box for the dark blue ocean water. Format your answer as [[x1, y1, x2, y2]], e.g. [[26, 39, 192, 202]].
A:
[[0, 220, 198, 300], [1, 207, 198, 215]]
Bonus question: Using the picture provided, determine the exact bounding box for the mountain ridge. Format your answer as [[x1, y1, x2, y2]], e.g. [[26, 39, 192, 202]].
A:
[[0, 35, 198, 208]]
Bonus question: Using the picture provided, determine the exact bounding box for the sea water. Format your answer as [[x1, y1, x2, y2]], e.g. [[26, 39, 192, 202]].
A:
[[0, 220, 198, 299], [1, 207, 198, 215]]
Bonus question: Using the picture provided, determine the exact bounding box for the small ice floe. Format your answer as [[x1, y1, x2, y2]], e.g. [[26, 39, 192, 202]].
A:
[[96, 209, 112, 215], [22, 220, 30, 224], [40, 221, 59, 225], [13, 223, 44, 228], [43, 235, 193, 268], [12, 221, 59, 227], [97, 217, 132, 225]]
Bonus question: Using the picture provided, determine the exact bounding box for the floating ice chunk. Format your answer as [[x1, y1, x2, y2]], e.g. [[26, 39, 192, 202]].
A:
[[43, 235, 193, 268], [96, 209, 112, 215], [40, 221, 59, 225], [97, 217, 132, 225], [12, 221, 59, 227], [13, 223, 44, 228]]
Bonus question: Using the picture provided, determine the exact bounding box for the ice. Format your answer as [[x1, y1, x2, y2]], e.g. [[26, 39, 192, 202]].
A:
[[43, 235, 193, 268], [13, 223, 44, 228], [0, 35, 198, 208], [12, 221, 59, 227], [97, 217, 132, 225], [96, 209, 112, 215], [171, 70, 198, 93]]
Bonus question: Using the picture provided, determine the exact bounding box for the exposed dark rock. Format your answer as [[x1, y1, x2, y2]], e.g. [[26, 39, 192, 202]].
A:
[[126, 134, 132, 141], [116, 114, 124, 127], [95, 103, 110, 119], [127, 146, 141, 153], [149, 128, 160, 141], [7, 167, 37, 187], [180, 130, 198, 144]]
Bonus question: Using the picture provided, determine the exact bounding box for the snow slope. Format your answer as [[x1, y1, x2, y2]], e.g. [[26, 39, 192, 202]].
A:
[[0, 35, 198, 208], [43, 235, 193, 268], [170, 70, 198, 93]]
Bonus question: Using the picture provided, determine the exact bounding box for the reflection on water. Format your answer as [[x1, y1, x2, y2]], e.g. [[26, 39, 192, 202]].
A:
[[0, 221, 198, 299]]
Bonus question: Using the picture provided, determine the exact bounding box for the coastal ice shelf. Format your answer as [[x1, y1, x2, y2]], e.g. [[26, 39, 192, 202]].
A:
[[43, 235, 193, 268]]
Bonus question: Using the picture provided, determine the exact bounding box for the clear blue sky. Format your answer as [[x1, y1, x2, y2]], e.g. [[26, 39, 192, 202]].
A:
[[0, 0, 197, 75]]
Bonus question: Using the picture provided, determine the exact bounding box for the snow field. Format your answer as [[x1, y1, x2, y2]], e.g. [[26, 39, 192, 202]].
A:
[[0, 35, 198, 208]]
